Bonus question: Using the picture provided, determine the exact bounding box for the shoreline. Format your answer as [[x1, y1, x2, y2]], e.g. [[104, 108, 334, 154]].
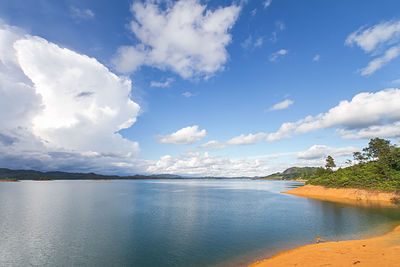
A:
[[283, 184, 400, 207], [249, 225, 400, 267], [248, 185, 400, 267]]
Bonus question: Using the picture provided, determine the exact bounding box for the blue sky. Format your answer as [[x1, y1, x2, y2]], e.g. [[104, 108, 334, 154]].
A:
[[1, 0, 400, 176]]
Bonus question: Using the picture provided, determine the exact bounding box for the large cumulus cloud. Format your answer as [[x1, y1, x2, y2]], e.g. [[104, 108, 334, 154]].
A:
[[0, 22, 142, 174]]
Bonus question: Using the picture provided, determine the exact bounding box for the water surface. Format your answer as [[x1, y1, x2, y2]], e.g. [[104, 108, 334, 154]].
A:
[[0, 180, 399, 266]]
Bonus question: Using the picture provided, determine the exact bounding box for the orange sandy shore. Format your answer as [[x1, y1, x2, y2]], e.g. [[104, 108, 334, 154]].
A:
[[249, 225, 400, 267], [249, 185, 400, 267], [283, 184, 400, 208]]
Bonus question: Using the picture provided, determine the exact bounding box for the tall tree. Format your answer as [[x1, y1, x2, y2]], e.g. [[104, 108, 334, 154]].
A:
[[388, 146, 400, 171], [353, 151, 367, 164], [325, 155, 336, 170], [362, 138, 391, 161]]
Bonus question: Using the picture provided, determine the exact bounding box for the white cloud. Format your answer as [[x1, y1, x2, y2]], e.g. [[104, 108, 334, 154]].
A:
[[0, 23, 40, 133], [254, 37, 263, 47], [0, 22, 143, 174], [242, 35, 263, 49], [313, 54, 320, 62], [266, 122, 295, 141], [198, 140, 226, 150], [227, 132, 267, 145], [269, 49, 288, 62], [360, 46, 400, 76], [251, 8, 257, 16], [345, 20, 400, 53], [270, 21, 285, 43], [147, 152, 273, 177], [269, 99, 294, 111], [241, 35, 252, 49], [182, 91, 196, 98], [112, 45, 147, 73], [339, 121, 400, 139], [266, 88, 400, 141], [112, 0, 241, 79], [70, 7, 95, 20], [156, 125, 206, 145], [147, 149, 335, 177], [275, 21, 285, 31], [150, 77, 174, 87], [14, 37, 140, 154], [346, 20, 400, 75], [390, 78, 400, 85], [296, 145, 357, 160], [270, 32, 278, 43], [263, 0, 272, 9]]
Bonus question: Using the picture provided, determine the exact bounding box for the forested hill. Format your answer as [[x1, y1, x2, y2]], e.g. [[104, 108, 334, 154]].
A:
[[259, 167, 317, 180], [307, 138, 400, 191], [0, 168, 183, 181]]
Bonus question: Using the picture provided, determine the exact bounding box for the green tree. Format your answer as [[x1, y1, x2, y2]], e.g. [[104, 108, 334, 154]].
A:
[[363, 137, 391, 161], [353, 151, 367, 164], [388, 147, 400, 171], [307, 138, 400, 192], [325, 155, 336, 170]]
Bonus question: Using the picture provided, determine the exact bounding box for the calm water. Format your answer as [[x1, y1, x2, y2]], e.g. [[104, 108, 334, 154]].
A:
[[1, 180, 400, 266]]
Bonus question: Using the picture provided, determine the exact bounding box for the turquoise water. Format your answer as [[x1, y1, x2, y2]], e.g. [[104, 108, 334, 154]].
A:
[[0, 180, 399, 266]]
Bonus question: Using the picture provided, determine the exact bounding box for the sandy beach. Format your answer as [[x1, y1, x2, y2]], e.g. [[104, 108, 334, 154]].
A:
[[249, 185, 400, 267], [249, 225, 400, 267], [283, 184, 400, 208]]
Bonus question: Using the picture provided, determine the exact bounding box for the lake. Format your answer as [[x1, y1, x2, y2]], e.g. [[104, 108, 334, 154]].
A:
[[0, 180, 399, 266]]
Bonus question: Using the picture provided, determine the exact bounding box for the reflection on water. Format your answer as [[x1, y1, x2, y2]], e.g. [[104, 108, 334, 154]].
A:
[[0, 180, 399, 267]]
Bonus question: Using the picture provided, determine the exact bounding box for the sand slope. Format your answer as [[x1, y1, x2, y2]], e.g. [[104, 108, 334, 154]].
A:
[[282, 184, 400, 207]]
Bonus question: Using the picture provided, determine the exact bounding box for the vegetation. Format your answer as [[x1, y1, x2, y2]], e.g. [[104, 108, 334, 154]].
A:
[[0, 168, 183, 180], [325, 155, 336, 170], [0, 177, 19, 181], [307, 138, 400, 191], [260, 167, 318, 180], [37, 177, 53, 181]]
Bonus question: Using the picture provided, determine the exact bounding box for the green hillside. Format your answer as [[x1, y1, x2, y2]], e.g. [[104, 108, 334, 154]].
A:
[[259, 167, 317, 180], [307, 138, 400, 192]]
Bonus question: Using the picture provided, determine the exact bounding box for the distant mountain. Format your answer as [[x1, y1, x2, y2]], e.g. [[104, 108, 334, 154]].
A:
[[259, 167, 317, 180], [0, 167, 318, 181], [152, 174, 183, 178], [0, 168, 183, 180]]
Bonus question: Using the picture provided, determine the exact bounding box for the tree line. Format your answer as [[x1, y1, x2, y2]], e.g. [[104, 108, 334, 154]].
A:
[[307, 138, 400, 191]]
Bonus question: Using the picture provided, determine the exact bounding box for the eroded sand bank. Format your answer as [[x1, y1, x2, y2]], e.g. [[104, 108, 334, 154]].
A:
[[283, 184, 400, 207]]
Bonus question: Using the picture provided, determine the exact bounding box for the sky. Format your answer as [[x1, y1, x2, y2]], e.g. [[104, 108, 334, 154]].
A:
[[1, 0, 400, 177]]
